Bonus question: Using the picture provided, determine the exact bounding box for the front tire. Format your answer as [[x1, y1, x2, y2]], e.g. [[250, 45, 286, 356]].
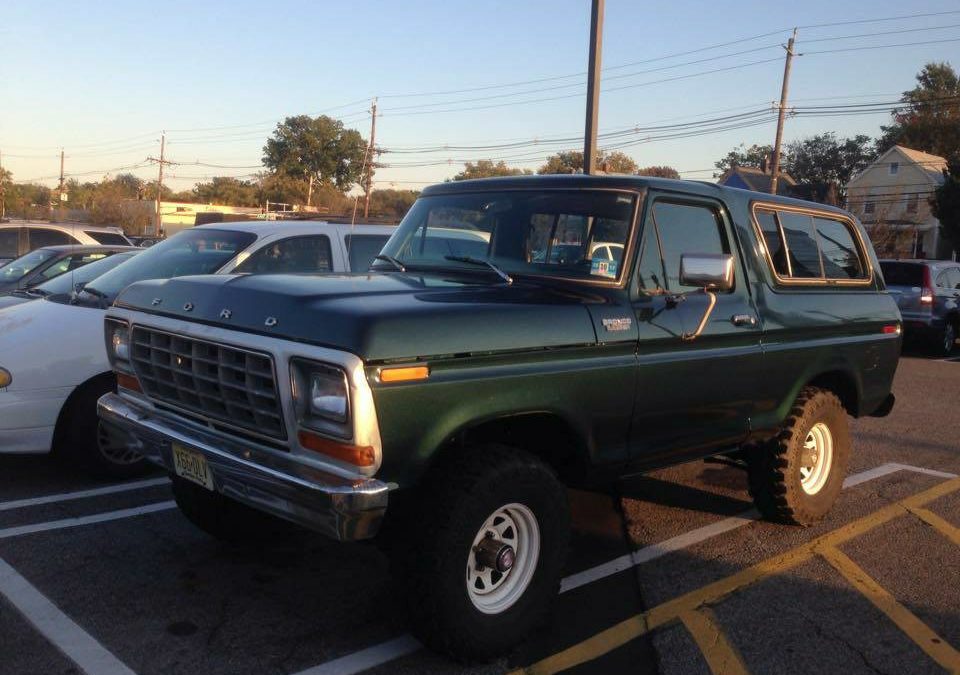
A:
[[934, 321, 957, 357], [746, 387, 850, 526], [395, 444, 570, 662]]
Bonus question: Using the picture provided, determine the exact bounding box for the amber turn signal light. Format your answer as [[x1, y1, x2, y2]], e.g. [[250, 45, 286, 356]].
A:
[[298, 430, 376, 467], [378, 365, 429, 383], [117, 372, 142, 393]]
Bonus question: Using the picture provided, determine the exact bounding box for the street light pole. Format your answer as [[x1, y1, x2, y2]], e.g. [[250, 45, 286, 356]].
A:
[[583, 0, 604, 175]]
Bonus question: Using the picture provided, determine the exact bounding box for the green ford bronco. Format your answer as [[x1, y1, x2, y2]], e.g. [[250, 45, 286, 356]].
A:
[[98, 175, 901, 660]]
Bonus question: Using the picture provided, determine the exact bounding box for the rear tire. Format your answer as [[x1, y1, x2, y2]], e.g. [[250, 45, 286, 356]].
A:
[[56, 378, 151, 480], [746, 387, 850, 526], [395, 444, 570, 662], [933, 321, 957, 357]]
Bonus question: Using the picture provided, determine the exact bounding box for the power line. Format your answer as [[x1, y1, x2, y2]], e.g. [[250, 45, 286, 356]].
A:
[[804, 37, 960, 55]]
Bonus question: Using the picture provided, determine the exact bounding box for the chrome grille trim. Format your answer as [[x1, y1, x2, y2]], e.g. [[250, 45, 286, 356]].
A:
[[130, 326, 287, 440]]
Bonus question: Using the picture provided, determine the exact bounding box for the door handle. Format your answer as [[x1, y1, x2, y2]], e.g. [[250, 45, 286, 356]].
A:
[[731, 313, 757, 327]]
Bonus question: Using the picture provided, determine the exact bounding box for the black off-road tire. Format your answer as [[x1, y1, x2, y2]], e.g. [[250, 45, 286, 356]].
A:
[[55, 377, 151, 480], [395, 444, 570, 662], [171, 476, 296, 543], [745, 387, 851, 526]]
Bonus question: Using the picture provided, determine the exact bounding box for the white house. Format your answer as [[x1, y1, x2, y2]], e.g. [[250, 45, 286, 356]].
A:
[[845, 145, 951, 260]]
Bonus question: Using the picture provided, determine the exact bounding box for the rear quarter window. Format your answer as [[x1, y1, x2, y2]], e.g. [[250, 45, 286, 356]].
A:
[[753, 206, 870, 284], [84, 230, 130, 245], [879, 262, 923, 287]]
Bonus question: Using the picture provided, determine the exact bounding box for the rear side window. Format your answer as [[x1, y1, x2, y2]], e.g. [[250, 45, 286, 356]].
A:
[[84, 230, 130, 245], [948, 268, 960, 290], [344, 234, 390, 272], [29, 228, 74, 248], [651, 202, 728, 292], [879, 262, 923, 287], [754, 207, 869, 283], [0, 230, 17, 258]]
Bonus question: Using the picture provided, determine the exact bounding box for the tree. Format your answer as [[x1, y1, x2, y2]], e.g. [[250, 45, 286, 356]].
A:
[[368, 189, 420, 218], [785, 133, 876, 187], [637, 165, 681, 179], [538, 150, 638, 175], [713, 143, 773, 176], [193, 177, 260, 207], [932, 159, 960, 257], [878, 62, 960, 159], [453, 160, 531, 180], [263, 115, 368, 191]]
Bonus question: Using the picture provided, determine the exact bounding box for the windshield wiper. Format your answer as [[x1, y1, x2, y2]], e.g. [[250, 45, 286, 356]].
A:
[[25, 288, 49, 297], [373, 254, 406, 272], [444, 256, 513, 284], [79, 286, 108, 308]]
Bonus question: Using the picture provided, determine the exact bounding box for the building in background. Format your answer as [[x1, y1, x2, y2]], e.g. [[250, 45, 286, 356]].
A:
[[845, 145, 950, 260], [717, 162, 797, 196]]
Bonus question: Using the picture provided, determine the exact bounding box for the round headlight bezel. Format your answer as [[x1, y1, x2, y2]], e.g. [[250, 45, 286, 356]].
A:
[[0, 367, 11, 389]]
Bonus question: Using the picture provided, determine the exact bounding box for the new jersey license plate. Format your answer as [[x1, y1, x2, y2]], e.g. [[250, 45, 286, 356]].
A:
[[172, 443, 214, 491]]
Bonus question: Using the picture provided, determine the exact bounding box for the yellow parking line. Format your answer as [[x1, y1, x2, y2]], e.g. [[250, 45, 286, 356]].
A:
[[819, 545, 960, 672], [513, 477, 960, 675], [680, 607, 749, 675], [904, 504, 960, 547]]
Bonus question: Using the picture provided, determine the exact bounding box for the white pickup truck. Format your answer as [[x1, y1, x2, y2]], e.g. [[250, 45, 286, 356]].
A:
[[0, 220, 394, 477]]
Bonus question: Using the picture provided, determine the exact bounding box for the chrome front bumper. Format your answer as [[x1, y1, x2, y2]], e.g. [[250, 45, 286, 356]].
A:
[[97, 393, 390, 541]]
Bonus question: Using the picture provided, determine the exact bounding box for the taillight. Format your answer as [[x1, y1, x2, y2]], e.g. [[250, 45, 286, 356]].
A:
[[921, 267, 934, 305]]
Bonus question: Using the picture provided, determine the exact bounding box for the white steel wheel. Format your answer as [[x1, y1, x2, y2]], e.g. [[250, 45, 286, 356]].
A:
[[465, 503, 540, 615], [800, 422, 833, 495], [97, 422, 142, 466]]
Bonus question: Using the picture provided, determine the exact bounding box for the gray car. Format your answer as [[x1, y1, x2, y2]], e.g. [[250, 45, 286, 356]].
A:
[[880, 259, 960, 356]]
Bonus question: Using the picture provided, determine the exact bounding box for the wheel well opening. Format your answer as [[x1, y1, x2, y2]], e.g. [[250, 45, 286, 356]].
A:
[[51, 371, 116, 454], [807, 371, 858, 416], [452, 413, 588, 485]]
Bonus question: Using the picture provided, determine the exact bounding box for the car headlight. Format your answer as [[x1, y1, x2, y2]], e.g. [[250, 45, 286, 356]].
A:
[[290, 359, 351, 438], [0, 367, 11, 388], [105, 319, 134, 373]]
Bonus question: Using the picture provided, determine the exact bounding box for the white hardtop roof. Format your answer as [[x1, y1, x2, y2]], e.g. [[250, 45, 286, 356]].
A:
[[195, 220, 397, 236]]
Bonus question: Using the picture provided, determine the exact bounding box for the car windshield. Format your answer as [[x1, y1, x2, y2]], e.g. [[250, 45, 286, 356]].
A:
[[37, 251, 140, 296], [879, 262, 924, 287], [377, 190, 637, 283], [84, 228, 256, 301], [0, 248, 57, 282]]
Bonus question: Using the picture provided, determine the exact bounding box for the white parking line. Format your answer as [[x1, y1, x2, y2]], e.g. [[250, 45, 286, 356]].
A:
[[0, 556, 136, 675], [0, 502, 176, 540], [293, 635, 423, 675], [0, 478, 169, 513]]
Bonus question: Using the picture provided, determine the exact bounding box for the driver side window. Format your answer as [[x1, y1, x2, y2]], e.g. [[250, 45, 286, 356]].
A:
[[649, 201, 730, 292]]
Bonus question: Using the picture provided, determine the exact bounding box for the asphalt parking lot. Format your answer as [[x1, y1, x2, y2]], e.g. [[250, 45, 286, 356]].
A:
[[1, 353, 958, 675]]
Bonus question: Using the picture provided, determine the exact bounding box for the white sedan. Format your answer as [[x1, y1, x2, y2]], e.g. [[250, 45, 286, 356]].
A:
[[0, 220, 394, 478]]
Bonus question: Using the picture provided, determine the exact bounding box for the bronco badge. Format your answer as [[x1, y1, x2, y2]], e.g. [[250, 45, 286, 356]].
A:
[[601, 317, 632, 332], [219, 309, 232, 320]]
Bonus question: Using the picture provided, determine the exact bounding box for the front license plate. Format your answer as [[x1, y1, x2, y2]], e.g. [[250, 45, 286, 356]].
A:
[[172, 443, 214, 491]]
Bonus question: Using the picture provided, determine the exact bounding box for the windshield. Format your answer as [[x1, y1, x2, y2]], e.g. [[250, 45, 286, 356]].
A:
[[38, 251, 140, 296], [378, 190, 637, 283], [85, 228, 256, 301], [0, 248, 58, 282]]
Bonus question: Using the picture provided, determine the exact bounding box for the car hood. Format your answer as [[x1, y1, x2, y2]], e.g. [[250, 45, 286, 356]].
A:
[[114, 272, 606, 361]]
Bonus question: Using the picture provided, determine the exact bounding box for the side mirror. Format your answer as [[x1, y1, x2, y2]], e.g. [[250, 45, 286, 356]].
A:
[[680, 253, 734, 292], [74, 281, 87, 293]]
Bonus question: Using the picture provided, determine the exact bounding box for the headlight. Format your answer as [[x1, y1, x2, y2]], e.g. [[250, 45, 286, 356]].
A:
[[291, 359, 351, 438], [0, 367, 11, 388], [105, 319, 133, 373]]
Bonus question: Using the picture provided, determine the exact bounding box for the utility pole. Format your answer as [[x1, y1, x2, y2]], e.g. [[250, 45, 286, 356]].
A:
[[147, 134, 172, 236], [583, 0, 604, 175], [307, 175, 313, 208], [769, 28, 797, 195], [363, 98, 377, 219], [57, 149, 66, 221]]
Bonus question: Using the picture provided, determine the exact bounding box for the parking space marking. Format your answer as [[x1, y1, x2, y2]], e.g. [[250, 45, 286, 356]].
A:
[[903, 504, 960, 546], [292, 634, 422, 675], [0, 556, 136, 675], [0, 501, 176, 540], [819, 545, 960, 671], [679, 607, 748, 675], [512, 476, 960, 675], [0, 477, 169, 513]]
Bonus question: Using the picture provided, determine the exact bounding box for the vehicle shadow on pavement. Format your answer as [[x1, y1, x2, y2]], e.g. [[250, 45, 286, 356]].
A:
[[617, 471, 753, 518]]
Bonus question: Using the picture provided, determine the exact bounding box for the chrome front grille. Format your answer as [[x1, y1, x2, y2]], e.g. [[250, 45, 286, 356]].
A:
[[130, 327, 286, 440]]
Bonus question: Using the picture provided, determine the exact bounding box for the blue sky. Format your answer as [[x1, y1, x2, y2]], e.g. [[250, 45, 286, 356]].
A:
[[1, 0, 958, 192]]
